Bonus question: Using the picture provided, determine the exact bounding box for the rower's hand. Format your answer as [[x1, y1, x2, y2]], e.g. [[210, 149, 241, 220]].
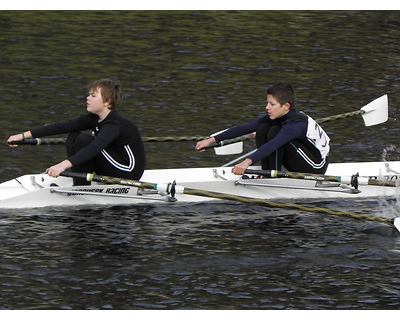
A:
[[7, 132, 32, 147], [232, 159, 253, 175], [195, 137, 216, 152], [7, 134, 24, 147], [46, 160, 72, 178]]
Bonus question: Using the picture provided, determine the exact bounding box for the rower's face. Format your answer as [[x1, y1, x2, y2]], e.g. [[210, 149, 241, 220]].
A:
[[86, 88, 108, 114], [266, 94, 290, 120]]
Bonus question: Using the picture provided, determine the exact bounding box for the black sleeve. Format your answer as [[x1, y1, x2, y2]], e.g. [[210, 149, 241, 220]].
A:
[[30, 114, 93, 138], [214, 116, 267, 142]]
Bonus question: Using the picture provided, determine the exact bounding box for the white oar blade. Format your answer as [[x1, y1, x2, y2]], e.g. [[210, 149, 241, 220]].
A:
[[211, 129, 243, 155], [393, 217, 400, 233], [360, 94, 388, 126], [215, 141, 243, 155]]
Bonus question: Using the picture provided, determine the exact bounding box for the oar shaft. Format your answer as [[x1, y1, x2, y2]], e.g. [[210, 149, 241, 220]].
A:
[[366, 179, 397, 187], [60, 171, 174, 194], [142, 135, 208, 142], [9, 136, 209, 146], [245, 169, 397, 187], [245, 169, 343, 182], [175, 186, 395, 226], [316, 110, 364, 124]]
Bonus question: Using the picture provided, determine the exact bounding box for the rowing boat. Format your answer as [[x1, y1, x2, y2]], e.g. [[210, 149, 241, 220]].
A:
[[3, 94, 391, 210], [1, 160, 399, 209], [3, 94, 400, 231]]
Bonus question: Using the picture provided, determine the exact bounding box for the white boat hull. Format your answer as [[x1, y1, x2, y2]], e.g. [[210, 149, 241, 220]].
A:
[[1, 161, 400, 209]]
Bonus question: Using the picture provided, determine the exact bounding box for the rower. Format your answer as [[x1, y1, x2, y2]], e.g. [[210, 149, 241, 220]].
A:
[[7, 78, 146, 186], [196, 83, 330, 176]]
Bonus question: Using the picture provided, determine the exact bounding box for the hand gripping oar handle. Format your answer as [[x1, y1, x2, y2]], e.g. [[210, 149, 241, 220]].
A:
[[199, 133, 254, 151], [8, 138, 68, 146]]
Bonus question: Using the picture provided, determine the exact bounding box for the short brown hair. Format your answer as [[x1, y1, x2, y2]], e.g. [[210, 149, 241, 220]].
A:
[[88, 78, 122, 110], [267, 83, 296, 109]]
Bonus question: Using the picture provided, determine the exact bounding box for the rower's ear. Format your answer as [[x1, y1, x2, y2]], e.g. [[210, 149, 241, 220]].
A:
[[283, 102, 291, 110], [104, 99, 112, 109]]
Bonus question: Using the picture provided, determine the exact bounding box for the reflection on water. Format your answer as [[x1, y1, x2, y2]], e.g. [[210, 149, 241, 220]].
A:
[[1, 10, 400, 310]]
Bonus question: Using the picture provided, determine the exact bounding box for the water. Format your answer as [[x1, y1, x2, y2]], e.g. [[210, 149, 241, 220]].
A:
[[1, 201, 400, 310], [1, 10, 400, 310]]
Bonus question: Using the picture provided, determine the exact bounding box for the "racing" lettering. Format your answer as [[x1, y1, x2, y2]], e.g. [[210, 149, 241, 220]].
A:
[[105, 187, 130, 194]]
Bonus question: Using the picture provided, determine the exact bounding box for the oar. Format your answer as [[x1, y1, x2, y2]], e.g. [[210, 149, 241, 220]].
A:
[[200, 134, 253, 151], [316, 94, 388, 126], [7, 95, 389, 148], [60, 171, 400, 232], [245, 169, 397, 188], [200, 94, 389, 151], [8, 135, 210, 146], [8, 138, 67, 146]]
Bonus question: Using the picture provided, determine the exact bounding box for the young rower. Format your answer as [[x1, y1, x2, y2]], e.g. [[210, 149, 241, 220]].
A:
[[7, 78, 146, 185], [196, 83, 330, 175]]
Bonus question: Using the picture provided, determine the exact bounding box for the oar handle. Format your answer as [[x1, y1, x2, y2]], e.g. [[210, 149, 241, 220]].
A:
[[8, 138, 67, 145], [8, 139, 37, 146], [200, 142, 221, 150], [200, 134, 254, 150]]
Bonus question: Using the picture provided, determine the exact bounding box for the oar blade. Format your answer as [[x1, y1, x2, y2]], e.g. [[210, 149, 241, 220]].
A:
[[214, 141, 243, 155], [360, 94, 388, 126], [394, 217, 400, 232], [211, 129, 243, 155]]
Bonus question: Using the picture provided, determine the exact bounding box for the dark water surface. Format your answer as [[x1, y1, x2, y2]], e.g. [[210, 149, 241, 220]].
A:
[[1, 10, 400, 310]]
